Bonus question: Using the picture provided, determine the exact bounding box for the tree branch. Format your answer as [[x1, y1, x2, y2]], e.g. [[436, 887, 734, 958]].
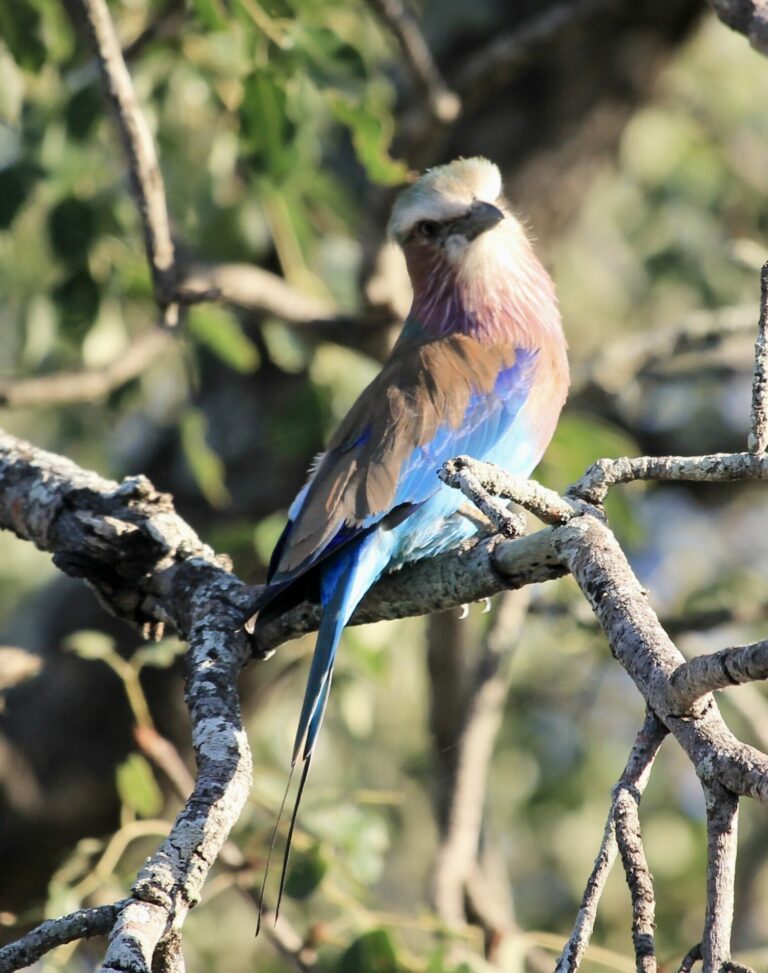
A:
[[702, 783, 740, 973], [555, 712, 667, 973], [706, 0, 768, 55], [749, 261, 768, 452], [177, 262, 338, 323], [568, 452, 768, 507], [0, 903, 126, 972], [670, 639, 768, 710], [0, 328, 173, 408], [366, 0, 460, 124], [455, 0, 614, 112], [430, 591, 529, 933], [74, 0, 179, 325]]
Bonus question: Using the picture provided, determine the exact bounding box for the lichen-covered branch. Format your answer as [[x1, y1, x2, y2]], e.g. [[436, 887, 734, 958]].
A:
[[440, 455, 573, 532], [707, 0, 768, 55], [0, 902, 126, 972], [5, 323, 768, 968], [614, 786, 657, 972], [569, 452, 768, 506], [749, 261, 768, 452]]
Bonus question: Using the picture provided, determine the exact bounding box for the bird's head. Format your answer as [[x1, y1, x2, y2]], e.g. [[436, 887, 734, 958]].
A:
[[388, 158, 556, 345], [388, 157, 514, 270]]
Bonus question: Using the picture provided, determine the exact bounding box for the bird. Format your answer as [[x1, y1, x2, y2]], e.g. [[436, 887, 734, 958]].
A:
[[249, 157, 569, 924]]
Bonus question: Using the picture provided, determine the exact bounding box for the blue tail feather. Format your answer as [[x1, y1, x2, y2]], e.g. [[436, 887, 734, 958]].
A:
[[261, 532, 392, 929]]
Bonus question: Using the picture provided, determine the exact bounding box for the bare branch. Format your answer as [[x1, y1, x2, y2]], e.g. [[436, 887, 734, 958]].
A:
[[670, 640, 768, 711], [440, 455, 577, 527], [0, 428, 252, 972], [74, 0, 179, 325], [556, 712, 667, 973], [702, 783, 739, 972], [749, 261, 768, 452], [677, 943, 702, 973], [366, 0, 460, 123], [0, 328, 173, 408], [430, 591, 529, 931], [251, 528, 567, 654], [455, 0, 613, 110], [177, 263, 337, 323], [614, 788, 657, 972], [706, 0, 768, 55], [569, 452, 768, 507], [0, 902, 126, 973]]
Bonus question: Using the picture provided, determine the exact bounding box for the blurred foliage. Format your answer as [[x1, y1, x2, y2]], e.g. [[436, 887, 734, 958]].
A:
[[2, 2, 768, 972]]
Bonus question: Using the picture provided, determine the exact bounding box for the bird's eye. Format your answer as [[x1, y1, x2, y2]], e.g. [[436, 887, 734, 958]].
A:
[[415, 220, 439, 240]]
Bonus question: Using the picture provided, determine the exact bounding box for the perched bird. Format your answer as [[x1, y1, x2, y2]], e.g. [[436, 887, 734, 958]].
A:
[[250, 157, 569, 922]]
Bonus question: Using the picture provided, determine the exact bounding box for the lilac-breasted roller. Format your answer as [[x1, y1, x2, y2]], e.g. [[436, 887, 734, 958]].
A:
[[250, 157, 569, 918]]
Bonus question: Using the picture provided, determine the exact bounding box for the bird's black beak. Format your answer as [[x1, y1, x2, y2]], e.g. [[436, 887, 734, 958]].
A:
[[456, 201, 505, 240]]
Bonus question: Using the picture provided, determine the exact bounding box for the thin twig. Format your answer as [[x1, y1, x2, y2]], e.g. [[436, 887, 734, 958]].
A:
[[702, 783, 740, 973], [669, 640, 768, 712], [367, 0, 460, 123], [555, 712, 667, 973], [455, 0, 613, 110], [74, 0, 179, 325], [0, 328, 172, 407], [677, 942, 702, 973], [440, 456, 576, 529], [0, 902, 126, 973], [569, 452, 768, 506], [177, 263, 337, 322], [614, 790, 657, 972], [748, 262, 768, 453]]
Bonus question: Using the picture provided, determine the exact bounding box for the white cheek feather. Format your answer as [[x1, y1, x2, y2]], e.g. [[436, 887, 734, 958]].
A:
[[443, 233, 470, 265], [459, 218, 529, 284]]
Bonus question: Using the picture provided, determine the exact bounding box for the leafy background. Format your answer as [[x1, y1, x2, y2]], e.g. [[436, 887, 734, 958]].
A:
[[1, 1, 768, 970]]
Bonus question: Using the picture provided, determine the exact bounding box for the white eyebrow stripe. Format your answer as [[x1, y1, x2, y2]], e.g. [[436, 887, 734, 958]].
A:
[[388, 157, 502, 241]]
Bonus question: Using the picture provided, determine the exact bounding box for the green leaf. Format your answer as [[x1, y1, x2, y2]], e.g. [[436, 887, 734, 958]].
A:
[[65, 85, 103, 142], [0, 4, 46, 71], [64, 630, 115, 662], [284, 842, 328, 900], [47, 195, 96, 263], [0, 44, 24, 125], [180, 408, 231, 508], [337, 929, 400, 973], [240, 71, 298, 177], [188, 305, 261, 373], [0, 162, 40, 228], [52, 268, 100, 342], [330, 94, 408, 186], [116, 753, 163, 818], [189, 0, 230, 31]]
